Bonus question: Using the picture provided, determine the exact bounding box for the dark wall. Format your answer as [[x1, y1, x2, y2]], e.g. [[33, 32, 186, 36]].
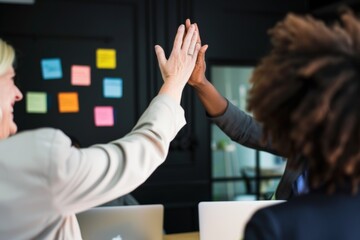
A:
[[193, 0, 306, 60], [0, 1, 140, 147], [0, 0, 306, 233]]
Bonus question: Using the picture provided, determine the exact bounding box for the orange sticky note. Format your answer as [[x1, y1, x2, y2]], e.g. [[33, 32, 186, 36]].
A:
[[71, 65, 91, 86], [58, 92, 79, 113], [96, 48, 116, 69], [94, 106, 114, 127]]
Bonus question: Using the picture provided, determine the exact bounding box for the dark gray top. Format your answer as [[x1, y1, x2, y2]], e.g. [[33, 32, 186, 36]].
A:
[[209, 100, 304, 199]]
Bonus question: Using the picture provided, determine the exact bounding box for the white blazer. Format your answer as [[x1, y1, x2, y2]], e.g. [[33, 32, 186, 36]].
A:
[[0, 94, 186, 240]]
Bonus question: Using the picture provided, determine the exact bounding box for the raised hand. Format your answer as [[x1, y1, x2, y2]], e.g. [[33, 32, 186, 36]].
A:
[[185, 19, 209, 87], [155, 24, 201, 97], [184, 19, 227, 117]]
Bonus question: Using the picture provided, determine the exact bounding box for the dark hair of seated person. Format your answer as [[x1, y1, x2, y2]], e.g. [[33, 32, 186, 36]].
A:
[[247, 10, 360, 194]]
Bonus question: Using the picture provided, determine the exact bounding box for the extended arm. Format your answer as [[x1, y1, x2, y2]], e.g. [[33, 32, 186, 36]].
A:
[[185, 19, 276, 153], [48, 24, 201, 213]]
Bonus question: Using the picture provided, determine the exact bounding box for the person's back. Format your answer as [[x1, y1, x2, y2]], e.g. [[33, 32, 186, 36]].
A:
[[0, 129, 67, 239], [246, 190, 360, 240]]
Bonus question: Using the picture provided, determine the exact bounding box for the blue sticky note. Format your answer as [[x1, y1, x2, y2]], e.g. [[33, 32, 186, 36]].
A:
[[103, 78, 123, 98], [41, 58, 63, 80]]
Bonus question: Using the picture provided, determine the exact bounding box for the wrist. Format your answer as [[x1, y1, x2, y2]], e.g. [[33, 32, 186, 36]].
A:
[[163, 78, 186, 90], [158, 81, 185, 104], [192, 76, 210, 91]]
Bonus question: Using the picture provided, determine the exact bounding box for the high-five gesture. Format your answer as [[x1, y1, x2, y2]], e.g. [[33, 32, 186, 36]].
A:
[[185, 19, 209, 87], [185, 19, 227, 117], [155, 24, 201, 103]]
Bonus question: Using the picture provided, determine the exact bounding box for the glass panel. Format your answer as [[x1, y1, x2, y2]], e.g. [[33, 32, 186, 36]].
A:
[[212, 181, 255, 201], [210, 65, 286, 201]]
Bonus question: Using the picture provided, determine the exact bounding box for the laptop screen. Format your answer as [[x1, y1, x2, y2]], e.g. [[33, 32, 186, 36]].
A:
[[76, 204, 164, 240], [198, 200, 284, 240]]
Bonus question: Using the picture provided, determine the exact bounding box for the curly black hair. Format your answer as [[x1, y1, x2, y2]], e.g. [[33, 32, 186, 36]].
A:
[[247, 11, 360, 194]]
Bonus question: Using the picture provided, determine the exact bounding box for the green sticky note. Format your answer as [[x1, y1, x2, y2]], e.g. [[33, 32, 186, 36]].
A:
[[26, 92, 47, 113]]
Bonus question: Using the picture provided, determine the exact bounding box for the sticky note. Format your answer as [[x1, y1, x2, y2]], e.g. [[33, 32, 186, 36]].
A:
[[26, 92, 47, 113], [41, 58, 62, 80], [58, 92, 79, 113], [103, 78, 123, 98], [96, 49, 116, 69], [94, 106, 114, 127], [71, 65, 91, 86]]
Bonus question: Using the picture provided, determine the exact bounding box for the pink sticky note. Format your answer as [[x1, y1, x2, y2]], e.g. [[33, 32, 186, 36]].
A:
[[94, 106, 114, 127], [71, 65, 91, 86]]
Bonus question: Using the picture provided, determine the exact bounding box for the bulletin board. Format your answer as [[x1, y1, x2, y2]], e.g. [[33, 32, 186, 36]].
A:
[[0, 1, 138, 147]]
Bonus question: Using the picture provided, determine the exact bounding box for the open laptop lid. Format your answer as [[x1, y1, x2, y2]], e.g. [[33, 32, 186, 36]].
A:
[[198, 200, 284, 240], [76, 204, 163, 240]]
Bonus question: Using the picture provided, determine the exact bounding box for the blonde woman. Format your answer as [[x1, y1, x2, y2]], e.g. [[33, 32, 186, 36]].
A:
[[0, 23, 200, 239]]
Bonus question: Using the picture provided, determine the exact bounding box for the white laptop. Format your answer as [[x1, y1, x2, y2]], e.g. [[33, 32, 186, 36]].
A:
[[198, 200, 285, 240], [76, 204, 164, 240]]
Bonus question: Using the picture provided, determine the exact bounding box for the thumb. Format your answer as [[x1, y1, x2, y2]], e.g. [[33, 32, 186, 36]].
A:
[[199, 44, 208, 57], [154, 45, 166, 66], [197, 44, 208, 64]]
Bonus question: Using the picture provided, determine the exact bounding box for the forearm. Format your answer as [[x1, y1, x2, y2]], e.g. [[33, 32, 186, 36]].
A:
[[192, 78, 228, 116], [158, 81, 185, 104], [52, 95, 186, 213], [211, 100, 279, 155]]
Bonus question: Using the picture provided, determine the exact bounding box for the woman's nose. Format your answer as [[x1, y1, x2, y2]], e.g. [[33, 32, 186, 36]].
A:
[[15, 87, 23, 101]]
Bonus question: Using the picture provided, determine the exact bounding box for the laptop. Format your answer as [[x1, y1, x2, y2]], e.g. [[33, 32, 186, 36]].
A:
[[198, 200, 285, 240], [76, 204, 164, 240]]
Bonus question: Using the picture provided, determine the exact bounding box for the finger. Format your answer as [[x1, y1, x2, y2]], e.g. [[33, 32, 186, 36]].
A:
[[191, 42, 202, 62], [199, 44, 208, 56], [184, 19, 191, 42], [182, 24, 195, 52], [196, 44, 208, 64], [173, 24, 185, 51], [185, 19, 191, 30], [154, 45, 166, 66], [194, 23, 202, 44], [187, 30, 198, 56]]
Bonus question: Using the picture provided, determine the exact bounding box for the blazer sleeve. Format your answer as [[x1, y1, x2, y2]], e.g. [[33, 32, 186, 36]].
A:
[[209, 99, 277, 154], [48, 94, 186, 214], [244, 209, 281, 240]]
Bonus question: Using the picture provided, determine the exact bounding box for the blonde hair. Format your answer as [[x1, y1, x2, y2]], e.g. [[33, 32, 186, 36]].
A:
[[0, 38, 15, 76]]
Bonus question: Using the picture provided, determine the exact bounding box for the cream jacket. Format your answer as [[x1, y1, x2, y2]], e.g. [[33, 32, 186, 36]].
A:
[[0, 94, 185, 240]]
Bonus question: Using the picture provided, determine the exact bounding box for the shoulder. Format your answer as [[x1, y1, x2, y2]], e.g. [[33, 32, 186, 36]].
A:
[[245, 199, 310, 240], [247, 193, 360, 239], [244, 205, 281, 240], [2, 128, 72, 158], [9, 128, 70, 145], [0, 128, 73, 177]]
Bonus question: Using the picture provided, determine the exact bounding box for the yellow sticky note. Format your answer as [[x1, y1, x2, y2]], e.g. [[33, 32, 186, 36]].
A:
[[58, 92, 79, 113], [26, 92, 47, 113], [96, 48, 116, 69]]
